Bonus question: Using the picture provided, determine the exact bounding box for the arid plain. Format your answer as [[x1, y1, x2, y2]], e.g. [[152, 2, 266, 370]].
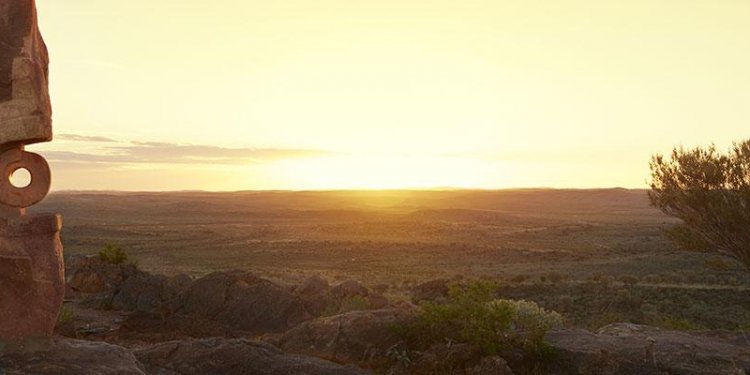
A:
[[35, 189, 750, 329]]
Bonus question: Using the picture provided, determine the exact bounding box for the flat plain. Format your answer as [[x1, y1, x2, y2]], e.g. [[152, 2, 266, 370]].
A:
[[34, 189, 750, 329]]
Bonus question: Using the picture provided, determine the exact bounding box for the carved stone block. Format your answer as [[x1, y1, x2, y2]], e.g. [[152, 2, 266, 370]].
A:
[[0, 0, 63, 341], [0, 0, 52, 146], [0, 215, 64, 339]]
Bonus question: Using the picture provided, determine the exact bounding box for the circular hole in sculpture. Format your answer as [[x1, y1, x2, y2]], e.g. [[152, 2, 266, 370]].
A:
[[9, 167, 32, 188]]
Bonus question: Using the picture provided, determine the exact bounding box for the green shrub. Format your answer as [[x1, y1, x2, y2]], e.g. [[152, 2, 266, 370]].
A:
[[396, 280, 563, 356], [495, 299, 563, 345], [58, 305, 75, 324], [99, 244, 128, 264]]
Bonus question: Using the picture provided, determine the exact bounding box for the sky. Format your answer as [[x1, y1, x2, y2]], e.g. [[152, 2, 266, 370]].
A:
[[30, 0, 750, 191]]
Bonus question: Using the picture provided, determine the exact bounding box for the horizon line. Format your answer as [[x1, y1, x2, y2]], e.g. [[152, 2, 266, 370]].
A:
[[47, 186, 648, 194]]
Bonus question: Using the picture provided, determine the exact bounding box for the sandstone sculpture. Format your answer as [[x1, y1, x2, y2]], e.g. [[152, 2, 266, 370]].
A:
[[0, 0, 64, 340]]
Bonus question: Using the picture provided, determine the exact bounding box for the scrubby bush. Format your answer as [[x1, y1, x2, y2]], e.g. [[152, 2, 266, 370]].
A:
[[494, 299, 564, 346], [396, 280, 563, 356], [649, 140, 750, 273], [98, 244, 129, 264], [57, 305, 75, 323]]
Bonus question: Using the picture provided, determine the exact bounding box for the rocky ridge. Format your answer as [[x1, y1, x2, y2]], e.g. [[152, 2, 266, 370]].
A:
[[2, 256, 748, 375]]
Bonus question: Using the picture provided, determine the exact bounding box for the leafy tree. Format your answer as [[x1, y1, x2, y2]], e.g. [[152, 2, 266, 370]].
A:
[[649, 140, 750, 272]]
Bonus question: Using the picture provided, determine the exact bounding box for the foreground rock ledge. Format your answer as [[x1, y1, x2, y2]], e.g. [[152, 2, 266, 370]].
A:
[[0, 337, 370, 375], [546, 323, 750, 374]]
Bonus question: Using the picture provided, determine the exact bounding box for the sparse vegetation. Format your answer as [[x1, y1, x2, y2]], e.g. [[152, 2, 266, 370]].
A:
[[396, 281, 562, 356], [98, 244, 129, 264], [57, 305, 75, 324], [43, 190, 750, 332], [495, 280, 750, 331]]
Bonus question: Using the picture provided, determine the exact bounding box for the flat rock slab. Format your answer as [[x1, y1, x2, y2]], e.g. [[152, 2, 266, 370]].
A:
[[277, 306, 416, 366], [546, 323, 750, 375], [134, 337, 371, 375], [1, 336, 371, 375], [0, 337, 147, 375]]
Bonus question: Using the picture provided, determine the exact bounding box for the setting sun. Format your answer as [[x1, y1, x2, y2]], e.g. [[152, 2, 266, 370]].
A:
[[2, 1, 750, 371], [269, 155, 491, 190]]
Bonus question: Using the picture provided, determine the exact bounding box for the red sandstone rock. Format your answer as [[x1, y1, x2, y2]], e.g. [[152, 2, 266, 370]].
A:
[[0, 215, 64, 340], [0, 0, 62, 342], [0, 0, 53, 146]]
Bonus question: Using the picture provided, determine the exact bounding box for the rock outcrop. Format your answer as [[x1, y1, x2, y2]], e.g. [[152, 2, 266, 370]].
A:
[[174, 271, 312, 334], [277, 305, 417, 365], [61, 261, 750, 374], [294, 274, 332, 316], [546, 323, 750, 374], [0, 337, 147, 375], [134, 337, 370, 375], [0, 336, 370, 375], [67, 258, 317, 339]]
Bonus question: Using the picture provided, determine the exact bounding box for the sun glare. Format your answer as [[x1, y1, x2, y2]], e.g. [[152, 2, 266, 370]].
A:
[[271, 155, 493, 190]]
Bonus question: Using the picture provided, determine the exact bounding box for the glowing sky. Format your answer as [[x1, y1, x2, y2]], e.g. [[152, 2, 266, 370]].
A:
[[32, 0, 750, 191]]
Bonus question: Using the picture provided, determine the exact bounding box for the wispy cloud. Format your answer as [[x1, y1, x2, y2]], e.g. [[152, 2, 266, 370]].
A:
[[42, 140, 333, 165], [57, 133, 118, 143], [57, 59, 125, 70]]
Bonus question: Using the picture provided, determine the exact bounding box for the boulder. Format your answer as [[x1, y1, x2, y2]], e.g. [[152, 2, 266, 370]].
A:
[[294, 274, 331, 316], [327, 280, 383, 314], [411, 279, 450, 303], [67, 256, 131, 295], [296, 275, 331, 296], [278, 306, 416, 365], [0, 337, 146, 374], [133, 337, 370, 375], [546, 323, 750, 374], [112, 271, 190, 313], [331, 280, 370, 300], [174, 271, 313, 334], [65, 262, 317, 338], [66, 255, 191, 314]]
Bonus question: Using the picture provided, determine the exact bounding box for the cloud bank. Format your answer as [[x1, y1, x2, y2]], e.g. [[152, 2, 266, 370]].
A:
[[43, 134, 332, 165]]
